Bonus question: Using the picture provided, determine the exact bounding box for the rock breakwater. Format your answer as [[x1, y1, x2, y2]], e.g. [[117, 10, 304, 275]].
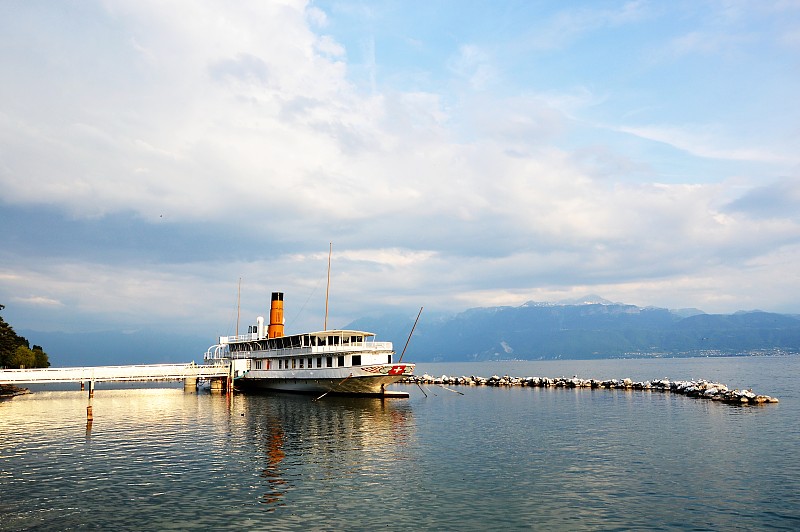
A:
[[403, 374, 779, 405]]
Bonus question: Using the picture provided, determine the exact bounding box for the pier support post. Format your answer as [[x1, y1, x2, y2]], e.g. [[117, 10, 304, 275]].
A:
[[88, 380, 95, 398], [210, 378, 224, 393], [86, 404, 93, 432], [184, 377, 198, 392]]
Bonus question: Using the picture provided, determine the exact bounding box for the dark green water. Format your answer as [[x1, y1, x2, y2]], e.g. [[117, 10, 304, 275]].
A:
[[1, 357, 798, 530]]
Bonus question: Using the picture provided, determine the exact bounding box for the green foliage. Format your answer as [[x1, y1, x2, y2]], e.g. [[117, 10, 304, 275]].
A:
[[0, 304, 50, 368], [11, 346, 35, 368]]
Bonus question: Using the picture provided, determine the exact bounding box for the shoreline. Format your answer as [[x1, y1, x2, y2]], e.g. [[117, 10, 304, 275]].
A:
[[0, 384, 31, 399]]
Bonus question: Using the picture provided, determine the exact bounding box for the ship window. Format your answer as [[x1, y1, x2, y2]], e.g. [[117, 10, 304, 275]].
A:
[[307, 357, 312, 368], [326, 356, 333, 368], [387, 354, 392, 364], [352, 355, 361, 366], [299, 358, 304, 368], [255, 360, 261, 370], [292, 359, 296, 369], [338, 355, 345, 367], [317, 357, 322, 368]]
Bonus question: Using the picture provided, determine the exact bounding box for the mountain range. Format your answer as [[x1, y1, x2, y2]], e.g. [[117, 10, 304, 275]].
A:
[[22, 296, 800, 365], [346, 296, 800, 362]]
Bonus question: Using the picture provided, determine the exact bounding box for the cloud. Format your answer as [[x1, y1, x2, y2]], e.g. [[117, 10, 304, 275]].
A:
[[724, 178, 800, 220], [523, 0, 651, 50], [668, 30, 755, 57], [11, 296, 64, 307], [209, 53, 271, 85], [1, 0, 800, 340], [448, 44, 496, 90], [617, 124, 797, 165]]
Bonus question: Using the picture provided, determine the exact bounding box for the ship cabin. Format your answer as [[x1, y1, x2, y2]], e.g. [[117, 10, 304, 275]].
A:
[[218, 329, 395, 370]]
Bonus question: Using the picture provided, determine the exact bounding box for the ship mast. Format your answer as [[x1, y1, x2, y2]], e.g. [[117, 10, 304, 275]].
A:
[[324, 242, 332, 330], [236, 277, 241, 337]]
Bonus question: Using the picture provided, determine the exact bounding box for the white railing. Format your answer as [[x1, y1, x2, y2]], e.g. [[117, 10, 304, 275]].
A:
[[205, 341, 394, 361], [220, 333, 260, 344], [0, 363, 230, 384]]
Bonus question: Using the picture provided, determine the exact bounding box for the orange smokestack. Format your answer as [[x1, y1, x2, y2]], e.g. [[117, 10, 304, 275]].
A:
[[268, 292, 284, 338]]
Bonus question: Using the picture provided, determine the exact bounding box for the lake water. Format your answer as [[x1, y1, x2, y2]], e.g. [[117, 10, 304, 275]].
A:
[[1, 356, 798, 531]]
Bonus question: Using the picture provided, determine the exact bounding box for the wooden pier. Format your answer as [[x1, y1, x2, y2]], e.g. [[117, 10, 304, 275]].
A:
[[0, 363, 233, 394]]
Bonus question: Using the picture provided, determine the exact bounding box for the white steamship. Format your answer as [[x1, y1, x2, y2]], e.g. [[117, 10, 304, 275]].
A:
[[204, 292, 415, 396]]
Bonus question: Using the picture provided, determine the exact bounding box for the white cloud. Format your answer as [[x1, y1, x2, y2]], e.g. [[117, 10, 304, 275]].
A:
[[524, 0, 652, 50], [11, 296, 64, 307], [1, 0, 799, 338], [447, 44, 496, 90], [617, 124, 798, 165]]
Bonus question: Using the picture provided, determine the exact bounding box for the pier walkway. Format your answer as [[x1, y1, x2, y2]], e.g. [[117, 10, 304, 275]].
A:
[[0, 363, 231, 385]]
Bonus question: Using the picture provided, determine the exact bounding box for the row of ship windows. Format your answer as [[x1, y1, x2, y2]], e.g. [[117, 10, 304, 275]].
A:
[[252, 354, 392, 370], [234, 334, 367, 352]]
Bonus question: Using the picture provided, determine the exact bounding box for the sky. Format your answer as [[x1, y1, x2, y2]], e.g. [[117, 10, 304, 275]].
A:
[[1, 0, 799, 340]]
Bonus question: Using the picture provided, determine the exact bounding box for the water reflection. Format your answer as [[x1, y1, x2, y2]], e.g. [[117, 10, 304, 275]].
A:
[[241, 394, 415, 512], [260, 421, 287, 509]]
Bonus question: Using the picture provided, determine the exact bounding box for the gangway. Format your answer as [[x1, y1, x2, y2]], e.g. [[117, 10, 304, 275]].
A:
[[0, 363, 231, 385]]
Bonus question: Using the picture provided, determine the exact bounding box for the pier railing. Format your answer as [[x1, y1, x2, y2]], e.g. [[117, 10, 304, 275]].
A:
[[0, 363, 231, 384]]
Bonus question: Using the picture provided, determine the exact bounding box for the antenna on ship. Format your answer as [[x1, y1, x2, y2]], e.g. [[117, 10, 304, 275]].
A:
[[236, 277, 242, 337], [324, 242, 332, 331]]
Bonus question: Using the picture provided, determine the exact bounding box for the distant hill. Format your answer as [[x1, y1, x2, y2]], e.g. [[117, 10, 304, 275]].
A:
[[19, 298, 800, 365], [345, 300, 800, 362]]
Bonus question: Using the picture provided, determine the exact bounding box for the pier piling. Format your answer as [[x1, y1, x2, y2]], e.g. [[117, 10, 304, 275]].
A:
[[210, 378, 225, 393], [183, 377, 198, 392]]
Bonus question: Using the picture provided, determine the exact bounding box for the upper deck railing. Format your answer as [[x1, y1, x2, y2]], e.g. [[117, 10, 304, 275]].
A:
[[205, 341, 394, 360]]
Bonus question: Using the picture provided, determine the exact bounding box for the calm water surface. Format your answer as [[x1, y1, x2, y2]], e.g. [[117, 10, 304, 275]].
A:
[[1, 356, 798, 531]]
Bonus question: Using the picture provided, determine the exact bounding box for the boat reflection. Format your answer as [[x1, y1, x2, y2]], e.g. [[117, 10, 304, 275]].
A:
[[243, 394, 415, 512], [260, 422, 287, 509]]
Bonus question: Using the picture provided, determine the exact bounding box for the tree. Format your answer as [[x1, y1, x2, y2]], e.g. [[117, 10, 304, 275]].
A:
[[0, 304, 50, 368], [33, 345, 50, 368], [11, 346, 36, 369]]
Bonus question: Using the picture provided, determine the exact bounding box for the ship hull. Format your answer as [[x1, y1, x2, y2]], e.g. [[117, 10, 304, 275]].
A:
[[234, 364, 414, 396]]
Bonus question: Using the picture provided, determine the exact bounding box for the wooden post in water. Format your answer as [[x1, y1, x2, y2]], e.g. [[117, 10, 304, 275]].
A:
[[184, 377, 197, 392], [88, 380, 95, 398], [210, 378, 224, 393], [227, 361, 234, 394]]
